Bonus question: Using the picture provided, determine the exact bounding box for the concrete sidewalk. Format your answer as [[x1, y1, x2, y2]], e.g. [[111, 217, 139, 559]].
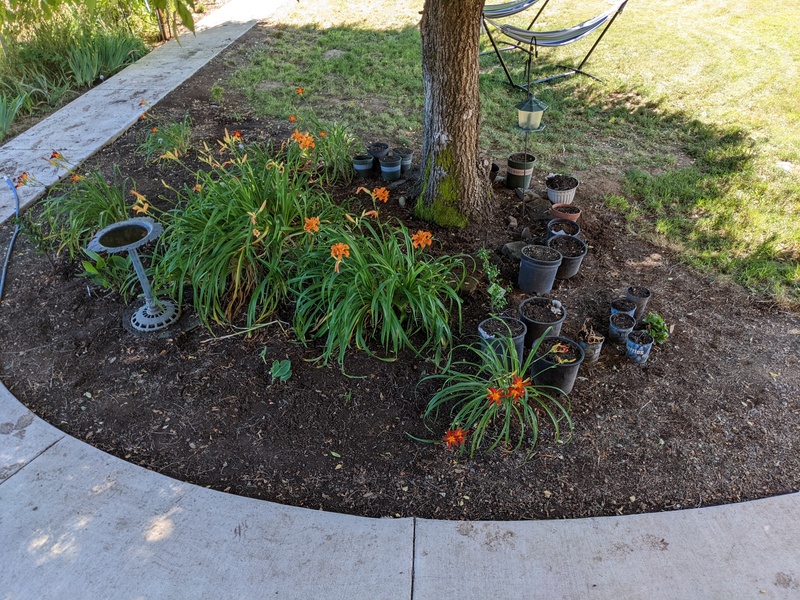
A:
[[2, 0, 800, 597]]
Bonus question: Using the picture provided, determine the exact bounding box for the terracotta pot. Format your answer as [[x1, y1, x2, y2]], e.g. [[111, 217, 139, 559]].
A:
[[550, 203, 581, 222]]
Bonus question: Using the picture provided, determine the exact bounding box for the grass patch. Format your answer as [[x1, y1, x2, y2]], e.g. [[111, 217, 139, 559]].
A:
[[222, 0, 799, 305]]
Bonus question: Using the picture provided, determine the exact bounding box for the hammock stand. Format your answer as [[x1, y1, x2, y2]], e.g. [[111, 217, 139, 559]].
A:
[[483, 0, 629, 90]]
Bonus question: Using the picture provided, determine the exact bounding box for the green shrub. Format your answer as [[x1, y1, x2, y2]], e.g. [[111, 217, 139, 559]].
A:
[[290, 211, 468, 369], [39, 167, 134, 258], [157, 137, 340, 327], [136, 115, 193, 162]]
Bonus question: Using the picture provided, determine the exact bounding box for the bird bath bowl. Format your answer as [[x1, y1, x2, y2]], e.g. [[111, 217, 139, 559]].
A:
[[87, 218, 180, 332]]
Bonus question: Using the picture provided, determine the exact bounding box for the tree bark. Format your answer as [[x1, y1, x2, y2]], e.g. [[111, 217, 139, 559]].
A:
[[417, 0, 490, 227]]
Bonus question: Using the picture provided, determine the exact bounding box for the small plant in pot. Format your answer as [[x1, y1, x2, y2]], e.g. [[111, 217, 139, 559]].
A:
[[577, 318, 604, 363], [545, 173, 579, 204], [642, 311, 670, 344], [531, 336, 585, 395], [421, 334, 572, 456]]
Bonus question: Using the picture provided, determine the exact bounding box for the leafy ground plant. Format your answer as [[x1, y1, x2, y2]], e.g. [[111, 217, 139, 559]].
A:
[[38, 165, 135, 258], [136, 115, 193, 162], [156, 131, 342, 327], [642, 312, 669, 344], [291, 203, 468, 369], [477, 247, 507, 311], [423, 332, 572, 457]]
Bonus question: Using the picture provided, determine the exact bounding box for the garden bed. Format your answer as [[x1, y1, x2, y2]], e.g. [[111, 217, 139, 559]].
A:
[[1, 24, 800, 521]]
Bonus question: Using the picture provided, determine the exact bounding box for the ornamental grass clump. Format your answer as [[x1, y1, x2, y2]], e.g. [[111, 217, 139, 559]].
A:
[[290, 200, 469, 369], [157, 136, 344, 327], [38, 164, 134, 258], [422, 333, 573, 456]]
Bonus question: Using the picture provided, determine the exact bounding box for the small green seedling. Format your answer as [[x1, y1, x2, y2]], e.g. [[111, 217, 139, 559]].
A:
[[270, 359, 292, 382], [477, 247, 508, 311], [643, 312, 669, 344], [259, 348, 292, 383]]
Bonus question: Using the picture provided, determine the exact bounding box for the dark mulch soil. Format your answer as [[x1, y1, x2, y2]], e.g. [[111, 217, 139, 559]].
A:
[[546, 174, 579, 190], [2, 24, 800, 521], [519, 298, 564, 323]]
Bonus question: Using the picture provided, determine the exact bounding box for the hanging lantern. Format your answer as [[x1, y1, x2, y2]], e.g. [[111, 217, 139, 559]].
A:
[[516, 95, 548, 131]]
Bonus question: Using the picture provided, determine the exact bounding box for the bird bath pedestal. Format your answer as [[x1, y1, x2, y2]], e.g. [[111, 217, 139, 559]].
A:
[[87, 217, 180, 332]]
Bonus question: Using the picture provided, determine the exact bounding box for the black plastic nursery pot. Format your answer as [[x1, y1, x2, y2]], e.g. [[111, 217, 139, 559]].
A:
[[518, 245, 562, 295], [353, 154, 373, 179], [478, 316, 527, 364], [380, 154, 402, 182], [393, 147, 414, 173], [531, 336, 585, 395], [506, 152, 535, 190], [626, 285, 652, 320], [546, 234, 587, 279], [546, 218, 581, 241], [608, 311, 636, 344], [367, 141, 389, 170], [517, 296, 566, 348]]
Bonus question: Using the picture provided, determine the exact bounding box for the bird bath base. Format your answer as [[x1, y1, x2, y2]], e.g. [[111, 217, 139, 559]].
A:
[[131, 299, 181, 332]]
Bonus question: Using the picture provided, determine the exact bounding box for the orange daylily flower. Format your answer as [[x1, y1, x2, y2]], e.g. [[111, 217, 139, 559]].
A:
[[140, 112, 149, 120], [290, 129, 315, 151], [330, 242, 350, 273], [139, 99, 148, 106], [506, 375, 530, 403], [443, 427, 467, 449], [151, 127, 159, 134], [132, 202, 149, 215], [373, 187, 389, 203], [288, 115, 297, 123], [49, 150, 63, 161], [192, 184, 202, 193], [14, 172, 29, 188], [319, 131, 326, 137], [70, 173, 83, 184], [486, 387, 504, 406], [296, 87, 304, 95], [232, 130, 243, 139], [130, 189, 147, 202], [411, 230, 433, 249], [304, 216, 320, 233]]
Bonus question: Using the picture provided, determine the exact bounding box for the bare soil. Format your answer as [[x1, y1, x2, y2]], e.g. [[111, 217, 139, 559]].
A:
[[2, 24, 800, 521]]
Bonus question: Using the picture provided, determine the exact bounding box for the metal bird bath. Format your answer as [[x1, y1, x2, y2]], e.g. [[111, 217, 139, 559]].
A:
[[87, 217, 180, 332]]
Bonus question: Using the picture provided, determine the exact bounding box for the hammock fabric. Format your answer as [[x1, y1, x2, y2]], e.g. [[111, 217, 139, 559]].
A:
[[483, 0, 629, 89], [483, 0, 542, 20]]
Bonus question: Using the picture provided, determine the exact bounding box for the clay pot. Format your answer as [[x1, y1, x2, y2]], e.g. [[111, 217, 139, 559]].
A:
[[550, 203, 581, 222]]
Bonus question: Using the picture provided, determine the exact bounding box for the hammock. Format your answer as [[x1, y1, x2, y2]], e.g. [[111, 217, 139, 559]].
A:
[[483, 0, 543, 20], [484, 0, 629, 89]]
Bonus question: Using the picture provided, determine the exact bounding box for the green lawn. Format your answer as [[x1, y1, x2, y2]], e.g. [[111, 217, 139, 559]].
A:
[[228, 0, 800, 305]]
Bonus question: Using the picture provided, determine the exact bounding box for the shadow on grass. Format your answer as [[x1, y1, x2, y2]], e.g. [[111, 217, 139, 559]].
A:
[[232, 22, 798, 304]]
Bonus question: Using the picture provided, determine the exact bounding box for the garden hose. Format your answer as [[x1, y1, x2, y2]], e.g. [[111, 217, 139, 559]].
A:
[[0, 175, 20, 301]]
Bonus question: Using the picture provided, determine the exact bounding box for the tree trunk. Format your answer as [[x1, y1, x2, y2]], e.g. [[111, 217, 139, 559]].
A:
[[156, 7, 172, 42], [417, 0, 490, 227]]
